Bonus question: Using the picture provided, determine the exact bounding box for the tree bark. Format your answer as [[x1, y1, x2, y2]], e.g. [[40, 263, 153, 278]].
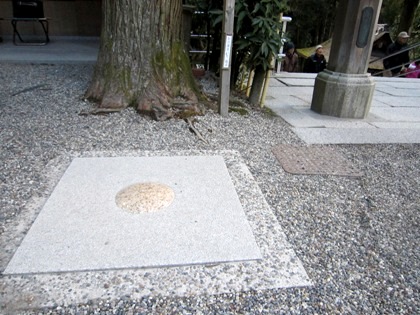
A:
[[85, 0, 203, 120], [398, 0, 420, 35], [248, 65, 265, 105]]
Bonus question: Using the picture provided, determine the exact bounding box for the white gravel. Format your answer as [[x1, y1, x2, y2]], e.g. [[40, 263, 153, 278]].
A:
[[0, 64, 419, 314]]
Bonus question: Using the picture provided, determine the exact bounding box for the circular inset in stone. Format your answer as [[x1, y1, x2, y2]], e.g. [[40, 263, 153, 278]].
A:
[[115, 182, 175, 213]]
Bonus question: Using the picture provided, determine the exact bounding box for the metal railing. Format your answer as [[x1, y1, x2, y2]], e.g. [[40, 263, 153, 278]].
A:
[[370, 41, 420, 77]]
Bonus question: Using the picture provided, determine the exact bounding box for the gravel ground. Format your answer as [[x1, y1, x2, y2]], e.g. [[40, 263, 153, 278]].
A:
[[0, 64, 419, 314]]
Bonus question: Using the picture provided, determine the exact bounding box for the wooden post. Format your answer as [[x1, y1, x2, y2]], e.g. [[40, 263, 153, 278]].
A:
[[259, 68, 271, 108], [218, 0, 235, 117], [246, 69, 253, 97]]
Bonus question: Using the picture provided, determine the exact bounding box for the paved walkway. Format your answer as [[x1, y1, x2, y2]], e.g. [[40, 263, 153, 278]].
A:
[[266, 72, 420, 144], [0, 36, 99, 64], [1, 36, 419, 144]]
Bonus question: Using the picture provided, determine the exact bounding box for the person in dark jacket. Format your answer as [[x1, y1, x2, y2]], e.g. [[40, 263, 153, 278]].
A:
[[303, 45, 327, 73], [281, 42, 299, 72], [383, 31, 410, 76]]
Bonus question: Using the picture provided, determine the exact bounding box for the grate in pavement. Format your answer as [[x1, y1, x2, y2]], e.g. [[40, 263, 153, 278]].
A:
[[272, 144, 363, 177]]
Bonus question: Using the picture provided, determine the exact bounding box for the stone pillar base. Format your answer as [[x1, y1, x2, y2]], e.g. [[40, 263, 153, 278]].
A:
[[310, 70, 375, 119]]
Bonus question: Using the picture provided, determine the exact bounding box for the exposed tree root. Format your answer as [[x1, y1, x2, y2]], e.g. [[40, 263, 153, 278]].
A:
[[79, 107, 124, 116], [185, 117, 208, 144]]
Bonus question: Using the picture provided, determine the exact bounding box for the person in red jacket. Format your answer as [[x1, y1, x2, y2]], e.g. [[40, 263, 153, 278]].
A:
[[406, 60, 420, 79]]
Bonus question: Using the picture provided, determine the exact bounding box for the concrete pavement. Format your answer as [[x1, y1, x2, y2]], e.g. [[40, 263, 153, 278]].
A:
[[0, 36, 99, 64], [266, 72, 420, 144]]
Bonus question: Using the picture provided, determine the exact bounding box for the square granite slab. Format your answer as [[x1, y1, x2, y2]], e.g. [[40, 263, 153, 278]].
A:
[[1, 150, 311, 310], [4, 156, 262, 274]]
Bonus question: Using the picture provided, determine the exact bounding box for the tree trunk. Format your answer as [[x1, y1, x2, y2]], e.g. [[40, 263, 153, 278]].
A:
[[398, 0, 420, 35], [85, 0, 203, 120], [248, 65, 266, 105]]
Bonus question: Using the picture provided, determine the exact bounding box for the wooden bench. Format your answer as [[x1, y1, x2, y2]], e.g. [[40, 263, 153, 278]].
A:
[[6, 1, 50, 45]]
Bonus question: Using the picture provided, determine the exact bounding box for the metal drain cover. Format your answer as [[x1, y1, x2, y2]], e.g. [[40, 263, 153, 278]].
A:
[[272, 144, 363, 177]]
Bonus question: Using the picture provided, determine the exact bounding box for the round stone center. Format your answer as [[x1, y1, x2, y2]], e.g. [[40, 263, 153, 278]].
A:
[[115, 182, 175, 213]]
